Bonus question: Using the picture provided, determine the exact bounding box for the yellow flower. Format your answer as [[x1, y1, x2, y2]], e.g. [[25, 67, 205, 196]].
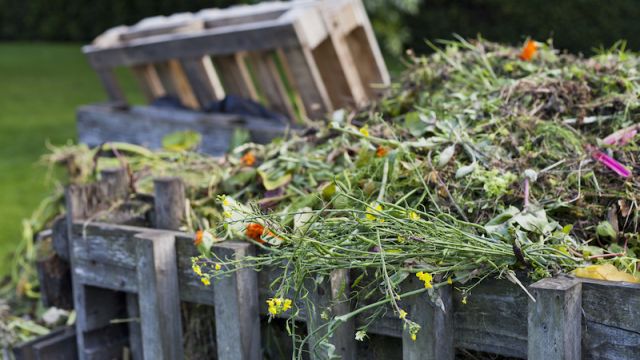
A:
[[408, 211, 420, 221], [223, 211, 232, 218], [283, 299, 292, 311], [462, 296, 467, 305], [410, 333, 417, 341], [215, 263, 222, 271], [222, 196, 230, 206], [416, 271, 433, 289], [192, 264, 202, 276], [201, 277, 211, 286], [268, 305, 277, 315], [366, 203, 383, 221], [359, 126, 370, 137], [399, 309, 407, 320], [447, 277, 453, 285]]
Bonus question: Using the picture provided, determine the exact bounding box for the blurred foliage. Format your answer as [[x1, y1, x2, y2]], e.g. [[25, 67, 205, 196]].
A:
[[1, 0, 639, 56]]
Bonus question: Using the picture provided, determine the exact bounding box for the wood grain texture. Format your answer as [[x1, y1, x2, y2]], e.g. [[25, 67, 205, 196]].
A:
[[400, 277, 454, 360], [214, 53, 258, 100], [306, 269, 357, 360], [135, 231, 184, 360], [213, 241, 261, 360], [153, 177, 185, 231], [528, 276, 581, 360]]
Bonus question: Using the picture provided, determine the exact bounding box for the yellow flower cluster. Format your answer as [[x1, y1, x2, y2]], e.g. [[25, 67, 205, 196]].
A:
[[366, 203, 383, 221], [266, 297, 292, 316], [408, 211, 420, 221], [192, 260, 222, 287], [359, 126, 370, 137], [398, 309, 407, 320], [416, 271, 433, 289]]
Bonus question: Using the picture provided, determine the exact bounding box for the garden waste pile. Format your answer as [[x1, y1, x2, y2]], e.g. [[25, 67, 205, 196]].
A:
[[4, 38, 640, 353]]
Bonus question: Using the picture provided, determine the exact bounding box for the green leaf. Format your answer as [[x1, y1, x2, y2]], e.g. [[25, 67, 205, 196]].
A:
[[162, 131, 202, 152], [258, 170, 292, 191], [404, 111, 432, 137]]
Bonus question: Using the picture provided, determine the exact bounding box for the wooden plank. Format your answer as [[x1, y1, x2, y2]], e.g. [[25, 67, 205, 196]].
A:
[[13, 326, 77, 360], [132, 64, 166, 102], [95, 69, 127, 106], [168, 59, 200, 109], [306, 269, 357, 360], [153, 177, 186, 231], [582, 321, 640, 359], [76, 104, 289, 155], [120, 18, 204, 42], [311, 37, 357, 109], [135, 231, 184, 360], [528, 276, 582, 360], [72, 258, 137, 293], [52, 216, 69, 260], [400, 277, 454, 360], [84, 21, 299, 69], [175, 233, 215, 306], [279, 45, 331, 119], [180, 56, 226, 107], [344, 26, 387, 98], [213, 241, 261, 360], [214, 53, 258, 100], [453, 277, 528, 358], [126, 293, 144, 360], [247, 51, 296, 120]]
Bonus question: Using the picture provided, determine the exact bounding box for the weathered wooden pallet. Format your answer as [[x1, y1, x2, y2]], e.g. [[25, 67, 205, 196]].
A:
[[59, 168, 640, 360], [83, 0, 389, 121], [76, 104, 289, 155], [13, 326, 77, 360]]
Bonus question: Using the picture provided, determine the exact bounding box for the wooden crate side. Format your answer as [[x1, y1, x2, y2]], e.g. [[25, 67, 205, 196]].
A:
[[581, 279, 640, 358], [83, 21, 300, 70], [76, 104, 289, 155], [94, 68, 127, 106]]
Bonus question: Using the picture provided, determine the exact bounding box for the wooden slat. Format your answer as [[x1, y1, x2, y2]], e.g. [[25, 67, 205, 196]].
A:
[[135, 232, 184, 360], [154, 61, 199, 109], [306, 269, 357, 360], [401, 276, 454, 360], [528, 276, 582, 360], [95, 69, 127, 105], [310, 37, 356, 109], [84, 21, 299, 69], [247, 51, 296, 120], [180, 56, 225, 107], [132, 64, 166, 102], [214, 53, 258, 100], [72, 259, 137, 293], [126, 293, 144, 360], [279, 45, 331, 119], [213, 241, 261, 360]]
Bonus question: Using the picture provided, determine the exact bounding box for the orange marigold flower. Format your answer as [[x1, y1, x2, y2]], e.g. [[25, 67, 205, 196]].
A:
[[376, 146, 388, 158], [519, 39, 537, 61], [241, 152, 256, 166], [194, 230, 204, 246], [246, 223, 266, 243]]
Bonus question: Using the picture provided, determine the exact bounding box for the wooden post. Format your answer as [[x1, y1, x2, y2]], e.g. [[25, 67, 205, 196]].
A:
[[96, 68, 127, 107], [135, 232, 184, 360], [212, 241, 261, 360], [153, 177, 185, 231], [306, 269, 357, 360], [100, 167, 129, 200], [401, 276, 454, 360], [528, 276, 582, 360]]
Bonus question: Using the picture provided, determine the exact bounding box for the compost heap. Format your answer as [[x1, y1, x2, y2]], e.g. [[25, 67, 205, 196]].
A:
[[5, 39, 640, 352]]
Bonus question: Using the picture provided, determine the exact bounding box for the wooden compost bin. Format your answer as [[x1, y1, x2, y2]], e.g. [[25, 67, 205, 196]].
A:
[[78, 0, 390, 155], [47, 168, 640, 360]]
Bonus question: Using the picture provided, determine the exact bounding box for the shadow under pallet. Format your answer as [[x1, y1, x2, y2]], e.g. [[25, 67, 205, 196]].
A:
[[42, 168, 640, 359]]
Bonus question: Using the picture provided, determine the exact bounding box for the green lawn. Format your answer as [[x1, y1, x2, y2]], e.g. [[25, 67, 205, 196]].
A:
[[0, 42, 141, 275]]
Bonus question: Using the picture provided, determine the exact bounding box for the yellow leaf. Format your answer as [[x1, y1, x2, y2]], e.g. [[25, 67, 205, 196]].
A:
[[572, 264, 639, 283]]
